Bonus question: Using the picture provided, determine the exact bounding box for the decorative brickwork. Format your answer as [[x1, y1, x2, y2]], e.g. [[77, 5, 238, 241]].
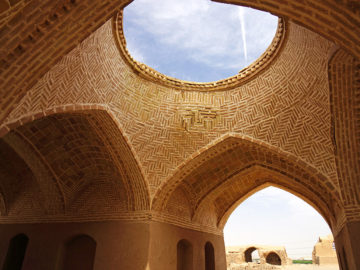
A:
[[0, 110, 150, 222], [1, 0, 360, 267], [3, 132, 65, 214], [329, 49, 360, 224], [1, 21, 338, 202], [0, 0, 359, 148], [153, 136, 341, 230], [0, 0, 132, 124], [0, 139, 48, 216]]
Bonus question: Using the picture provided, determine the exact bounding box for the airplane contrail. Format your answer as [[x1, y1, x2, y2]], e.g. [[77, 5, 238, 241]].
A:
[[238, 7, 248, 64]]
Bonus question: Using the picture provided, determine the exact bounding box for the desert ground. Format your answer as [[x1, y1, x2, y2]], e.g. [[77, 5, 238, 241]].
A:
[[228, 264, 339, 270], [283, 265, 339, 270]]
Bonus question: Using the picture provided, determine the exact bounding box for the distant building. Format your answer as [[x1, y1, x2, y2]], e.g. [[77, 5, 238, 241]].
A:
[[312, 235, 338, 265], [226, 245, 292, 269]]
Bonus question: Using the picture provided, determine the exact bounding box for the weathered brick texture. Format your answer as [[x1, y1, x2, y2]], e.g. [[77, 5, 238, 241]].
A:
[[0, 0, 359, 140], [1, 21, 338, 198], [0, 0, 359, 238]]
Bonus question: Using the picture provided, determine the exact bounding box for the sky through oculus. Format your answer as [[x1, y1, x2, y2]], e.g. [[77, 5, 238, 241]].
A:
[[123, 0, 278, 82]]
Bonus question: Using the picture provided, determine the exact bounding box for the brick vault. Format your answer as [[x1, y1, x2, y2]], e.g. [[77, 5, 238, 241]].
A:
[[0, 0, 359, 269]]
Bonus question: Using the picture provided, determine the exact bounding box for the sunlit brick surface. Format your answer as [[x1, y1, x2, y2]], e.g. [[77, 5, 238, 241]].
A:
[[0, 0, 359, 142], [0, 0, 359, 241], [1, 21, 337, 198], [329, 49, 360, 223], [0, 110, 150, 223]]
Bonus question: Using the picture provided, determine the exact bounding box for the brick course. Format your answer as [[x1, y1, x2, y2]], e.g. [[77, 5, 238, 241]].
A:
[[0, 0, 359, 239]]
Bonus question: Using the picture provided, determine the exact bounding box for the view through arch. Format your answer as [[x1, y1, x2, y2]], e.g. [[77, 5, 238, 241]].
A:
[[244, 247, 260, 263], [224, 186, 339, 267]]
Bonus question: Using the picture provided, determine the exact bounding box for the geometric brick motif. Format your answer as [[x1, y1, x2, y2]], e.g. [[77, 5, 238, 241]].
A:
[[0, 110, 150, 223], [1, 12, 358, 231], [1, 21, 338, 200], [153, 136, 341, 232], [329, 49, 360, 208]]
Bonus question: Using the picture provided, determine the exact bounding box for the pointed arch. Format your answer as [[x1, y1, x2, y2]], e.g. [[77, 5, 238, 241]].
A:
[[244, 247, 258, 263], [0, 137, 54, 217], [194, 166, 337, 229], [152, 135, 341, 231], [2, 132, 66, 215], [0, 107, 150, 220]]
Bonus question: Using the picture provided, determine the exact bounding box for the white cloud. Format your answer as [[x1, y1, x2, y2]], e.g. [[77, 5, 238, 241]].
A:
[[123, 0, 278, 76], [223, 187, 332, 259], [238, 6, 248, 64], [126, 40, 146, 63]]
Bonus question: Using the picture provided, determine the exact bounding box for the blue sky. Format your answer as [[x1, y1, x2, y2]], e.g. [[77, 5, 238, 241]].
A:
[[224, 187, 332, 259], [123, 0, 278, 82], [123, 0, 332, 260]]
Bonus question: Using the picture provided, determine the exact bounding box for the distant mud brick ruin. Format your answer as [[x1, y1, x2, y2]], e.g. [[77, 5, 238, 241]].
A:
[[226, 245, 292, 269], [312, 235, 338, 265]]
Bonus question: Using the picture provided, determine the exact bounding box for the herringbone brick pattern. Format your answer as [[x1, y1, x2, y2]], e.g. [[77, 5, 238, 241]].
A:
[[0, 138, 46, 216], [0, 0, 358, 237], [1, 21, 338, 201], [0, 0, 359, 131], [153, 136, 340, 231], [0, 110, 149, 221], [3, 131, 65, 215], [0, 0, 132, 124], [329, 49, 360, 207]]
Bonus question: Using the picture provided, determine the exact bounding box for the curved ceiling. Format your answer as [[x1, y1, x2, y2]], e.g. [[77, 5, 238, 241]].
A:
[[0, 110, 150, 222], [0, 0, 359, 124], [1, 0, 358, 230], [153, 136, 341, 231]]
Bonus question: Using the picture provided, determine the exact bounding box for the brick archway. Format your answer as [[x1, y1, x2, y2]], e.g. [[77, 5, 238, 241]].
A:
[[244, 247, 258, 263], [0, 109, 150, 221], [152, 135, 341, 232], [266, 252, 282, 265], [0, 0, 359, 128]]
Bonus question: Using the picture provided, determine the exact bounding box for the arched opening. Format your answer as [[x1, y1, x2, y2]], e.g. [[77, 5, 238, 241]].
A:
[[244, 247, 259, 263], [1, 110, 150, 219], [266, 252, 281, 265], [205, 241, 215, 270], [2, 234, 29, 270], [177, 239, 193, 270], [224, 186, 337, 266], [154, 136, 341, 267], [62, 235, 96, 270], [153, 136, 340, 232]]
